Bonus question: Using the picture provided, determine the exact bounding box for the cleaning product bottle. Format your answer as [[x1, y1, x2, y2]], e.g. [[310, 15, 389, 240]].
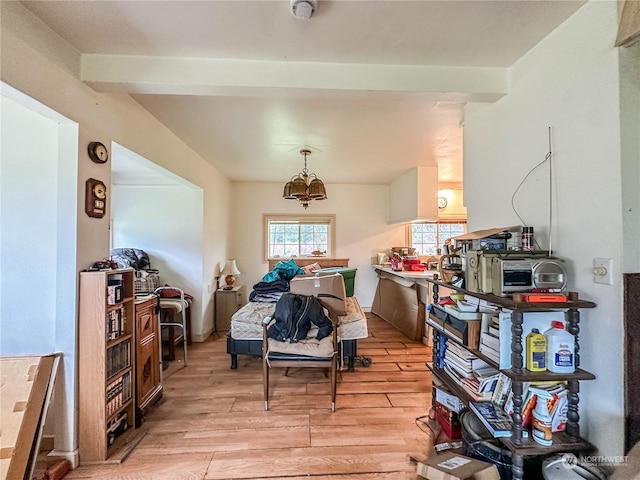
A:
[[545, 321, 575, 373], [526, 328, 546, 372], [532, 396, 553, 446]]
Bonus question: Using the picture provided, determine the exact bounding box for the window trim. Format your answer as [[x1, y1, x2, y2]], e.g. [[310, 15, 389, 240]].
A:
[[263, 214, 336, 262]]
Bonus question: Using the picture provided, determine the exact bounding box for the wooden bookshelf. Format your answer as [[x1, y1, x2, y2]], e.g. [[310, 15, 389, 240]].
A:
[[78, 268, 145, 463]]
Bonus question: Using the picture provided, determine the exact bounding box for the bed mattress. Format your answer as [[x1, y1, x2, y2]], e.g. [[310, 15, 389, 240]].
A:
[[230, 296, 368, 341]]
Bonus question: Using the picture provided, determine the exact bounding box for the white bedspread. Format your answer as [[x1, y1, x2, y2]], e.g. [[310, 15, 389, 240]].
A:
[[230, 296, 368, 341]]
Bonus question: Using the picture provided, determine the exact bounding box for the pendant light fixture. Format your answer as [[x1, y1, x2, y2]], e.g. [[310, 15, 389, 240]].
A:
[[282, 149, 327, 209]]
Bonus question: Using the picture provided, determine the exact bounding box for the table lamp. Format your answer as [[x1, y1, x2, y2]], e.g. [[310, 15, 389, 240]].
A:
[[221, 259, 241, 289]]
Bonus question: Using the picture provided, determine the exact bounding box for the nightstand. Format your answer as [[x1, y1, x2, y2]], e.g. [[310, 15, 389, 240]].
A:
[[215, 285, 244, 332]]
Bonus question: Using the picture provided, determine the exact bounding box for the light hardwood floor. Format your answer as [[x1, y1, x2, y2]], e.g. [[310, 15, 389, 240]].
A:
[[55, 313, 440, 479]]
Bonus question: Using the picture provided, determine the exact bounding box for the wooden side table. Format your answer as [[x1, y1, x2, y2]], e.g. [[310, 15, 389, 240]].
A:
[[215, 285, 244, 332]]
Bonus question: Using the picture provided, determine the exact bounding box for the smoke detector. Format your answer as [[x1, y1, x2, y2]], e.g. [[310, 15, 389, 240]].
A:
[[290, 0, 317, 19]]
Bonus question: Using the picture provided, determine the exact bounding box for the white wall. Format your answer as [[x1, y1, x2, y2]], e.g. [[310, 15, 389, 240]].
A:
[[231, 182, 406, 309], [0, 87, 80, 459], [1, 2, 231, 463], [464, 0, 625, 455], [1, 97, 58, 351], [112, 185, 209, 338], [620, 43, 640, 273]]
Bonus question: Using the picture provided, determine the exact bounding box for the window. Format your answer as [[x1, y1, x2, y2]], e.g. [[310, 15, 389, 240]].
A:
[[264, 214, 335, 260], [409, 221, 467, 255]]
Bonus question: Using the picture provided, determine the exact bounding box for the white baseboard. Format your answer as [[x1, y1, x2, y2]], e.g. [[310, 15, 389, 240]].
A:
[[192, 326, 214, 342], [48, 448, 79, 469]]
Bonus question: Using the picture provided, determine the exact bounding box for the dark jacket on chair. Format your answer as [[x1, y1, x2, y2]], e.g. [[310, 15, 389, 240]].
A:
[[267, 293, 333, 342]]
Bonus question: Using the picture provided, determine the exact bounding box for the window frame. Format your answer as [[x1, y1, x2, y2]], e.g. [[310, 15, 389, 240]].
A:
[[263, 214, 336, 261], [406, 220, 467, 255]]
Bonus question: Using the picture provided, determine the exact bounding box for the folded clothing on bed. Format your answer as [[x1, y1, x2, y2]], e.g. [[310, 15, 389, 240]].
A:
[[249, 278, 290, 303]]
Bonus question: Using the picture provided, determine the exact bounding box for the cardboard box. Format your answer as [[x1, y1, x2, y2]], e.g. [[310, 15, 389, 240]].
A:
[[417, 452, 500, 480], [434, 386, 464, 413]]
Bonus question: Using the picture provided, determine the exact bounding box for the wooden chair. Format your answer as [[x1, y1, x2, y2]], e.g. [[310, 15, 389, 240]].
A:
[[262, 274, 347, 412], [262, 302, 340, 412]]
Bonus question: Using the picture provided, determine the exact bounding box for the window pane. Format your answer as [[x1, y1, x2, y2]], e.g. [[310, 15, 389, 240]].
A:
[[266, 216, 334, 259], [410, 221, 467, 255]]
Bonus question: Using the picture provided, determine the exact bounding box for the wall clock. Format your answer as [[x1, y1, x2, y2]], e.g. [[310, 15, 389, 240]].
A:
[[438, 196, 448, 209], [85, 178, 107, 218], [88, 141, 109, 164]]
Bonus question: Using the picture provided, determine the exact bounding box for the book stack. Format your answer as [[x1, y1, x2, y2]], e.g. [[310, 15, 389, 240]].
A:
[[469, 401, 522, 438], [479, 317, 500, 364], [442, 341, 490, 387], [490, 372, 512, 410], [460, 366, 500, 401]]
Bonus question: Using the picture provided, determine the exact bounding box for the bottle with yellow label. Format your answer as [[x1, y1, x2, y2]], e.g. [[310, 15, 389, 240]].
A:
[[526, 328, 547, 372]]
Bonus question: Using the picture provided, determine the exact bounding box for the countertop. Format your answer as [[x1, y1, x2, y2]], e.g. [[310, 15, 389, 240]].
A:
[[371, 265, 439, 279]]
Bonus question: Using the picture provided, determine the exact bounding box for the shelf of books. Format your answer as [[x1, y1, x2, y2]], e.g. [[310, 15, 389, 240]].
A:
[[426, 282, 597, 480], [79, 268, 145, 464]]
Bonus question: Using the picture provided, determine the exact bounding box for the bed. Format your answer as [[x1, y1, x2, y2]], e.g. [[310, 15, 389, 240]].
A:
[[226, 259, 368, 371], [227, 294, 368, 371]]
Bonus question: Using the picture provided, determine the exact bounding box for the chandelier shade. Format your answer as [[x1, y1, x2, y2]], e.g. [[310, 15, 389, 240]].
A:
[[282, 149, 327, 209]]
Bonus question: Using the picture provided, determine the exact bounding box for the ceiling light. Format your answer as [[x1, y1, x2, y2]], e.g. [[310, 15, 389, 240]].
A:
[[282, 149, 327, 209], [290, 0, 317, 20]]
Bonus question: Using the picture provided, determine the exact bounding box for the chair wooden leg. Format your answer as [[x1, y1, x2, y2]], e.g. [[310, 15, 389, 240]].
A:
[[331, 357, 337, 412], [263, 356, 269, 411]]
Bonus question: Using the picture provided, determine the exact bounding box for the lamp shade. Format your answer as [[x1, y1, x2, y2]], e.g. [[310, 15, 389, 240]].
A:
[[221, 259, 241, 276]]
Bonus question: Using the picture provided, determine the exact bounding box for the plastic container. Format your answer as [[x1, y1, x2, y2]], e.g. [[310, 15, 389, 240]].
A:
[[532, 397, 553, 446], [526, 328, 547, 372], [545, 321, 575, 373], [312, 267, 357, 297]]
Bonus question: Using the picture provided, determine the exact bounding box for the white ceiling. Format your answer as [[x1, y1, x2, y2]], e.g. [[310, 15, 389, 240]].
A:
[[20, 0, 586, 186]]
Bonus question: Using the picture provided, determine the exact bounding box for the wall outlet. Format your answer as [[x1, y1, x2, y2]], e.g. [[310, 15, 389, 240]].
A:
[[593, 258, 613, 285]]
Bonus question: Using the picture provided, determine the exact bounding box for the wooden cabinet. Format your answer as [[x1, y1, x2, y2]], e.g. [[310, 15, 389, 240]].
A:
[[78, 268, 144, 463], [134, 296, 162, 418], [425, 279, 596, 480], [215, 285, 244, 332]]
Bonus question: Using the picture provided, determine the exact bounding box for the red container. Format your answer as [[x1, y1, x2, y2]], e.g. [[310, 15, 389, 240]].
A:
[[402, 257, 420, 271], [434, 401, 462, 440]]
